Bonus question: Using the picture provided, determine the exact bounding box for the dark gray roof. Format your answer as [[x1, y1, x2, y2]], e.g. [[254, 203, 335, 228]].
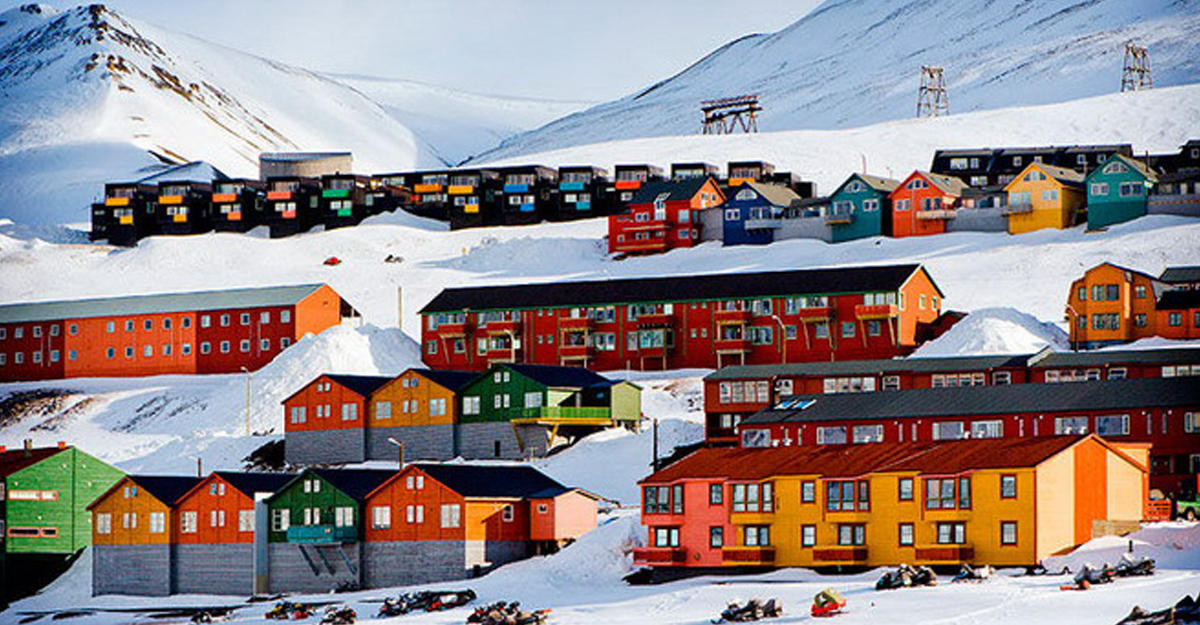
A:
[[630, 177, 714, 204], [504, 363, 610, 389], [414, 464, 566, 499], [260, 152, 351, 162], [743, 377, 1200, 425], [1158, 289, 1200, 311], [215, 471, 295, 497], [705, 354, 1031, 381], [309, 469, 395, 501], [1031, 347, 1200, 368], [1160, 266, 1200, 284], [325, 375, 394, 397], [412, 369, 479, 392], [419, 264, 930, 313], [132, 476, 204, 505], [0, 284, 329, 324]]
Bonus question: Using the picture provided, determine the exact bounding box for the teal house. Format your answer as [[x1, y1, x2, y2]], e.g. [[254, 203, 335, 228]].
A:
[[826, 173, 901, 242], [1085, 154, 1158, 229]]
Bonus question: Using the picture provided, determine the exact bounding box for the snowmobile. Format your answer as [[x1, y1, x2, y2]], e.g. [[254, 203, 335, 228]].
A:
[[266, 601, 313, 620], [1023, 563, 1070, 576], [1117, 593, 1200, 625], [712, 598, 783, 622], [320, 606, 356, 625], [190, 610, 231, 624], [1060, 562, 1117, 590], [952, 564, 994, 583], [1114, 553, 1156, 577], [875, 564, 937, 590], [379, 590, 477, 616], [466, 601, 551, 625], [811, 588, 846, 618]]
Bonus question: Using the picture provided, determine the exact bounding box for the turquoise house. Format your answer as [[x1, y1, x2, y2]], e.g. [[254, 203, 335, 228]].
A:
[[1085, 154, 1158, 229], [826, 173, 901, 242]]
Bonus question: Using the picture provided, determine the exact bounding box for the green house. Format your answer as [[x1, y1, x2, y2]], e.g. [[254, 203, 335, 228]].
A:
[[827, 173, 901, 243], [1085, 154, 1159, 229], [458, 363, 630, 425], [264, 469, 393, 543]]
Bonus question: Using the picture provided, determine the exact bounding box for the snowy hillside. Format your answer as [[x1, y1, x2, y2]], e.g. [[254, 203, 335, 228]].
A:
[[477, 0, 1200, 161]]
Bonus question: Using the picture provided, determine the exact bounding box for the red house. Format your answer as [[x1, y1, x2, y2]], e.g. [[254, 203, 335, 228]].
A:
[[0, 284, 357, 382], [282, 374, 394, 465], [889, 171, 967, 238], [419, 264, 946, 372], [608, 177, 724, 255]]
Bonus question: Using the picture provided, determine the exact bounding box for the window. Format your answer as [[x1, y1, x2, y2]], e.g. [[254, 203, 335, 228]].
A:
[[371, 506, 391, 529], [993, 371, 1012, 385], [440, 504, 461, 528], [817, 426, 847, 445], [971, 420, 1004, 438], [826, 480, 868, 511], [801, 481, 816, 503], [1096, 414, 1129, 436], [463, 396, 480, 415], [1001, 521, 1018, 545], [341, 403, 357, 421], [238, 509, 254, 532], [1001, 475, 1017, 498], [852, 424, 884, 444], [122, 512, 137, 529], [96, 513, 112, 534], [272, 509, 290, 532], [1169, 312, 1183, 327], [335, 507, 354, 527], [142, 345, 153, 358], [838, 524, 865, 546], [1119, 181, 1143, 197], [1090, 182, 1109, 196], [898, 478, 914, 501], [899, 523, 914, 546], [654, 527, 680, 547], [375, 401, 392, 420], [220, 341, 230, 353], [123, 347, 132, 359], [937, 522, 966, 545], [200, 342, 211, 354], [142, 319, 152, 331], [180, 511, 197, 533], [644, 485, 671, 514], [220, 314, 230, 327], [673, 484, 685, 514], [925, 478, 964, 509], [744, 525, 770, 547], [932, 421, 965, 440], [1055, 416, 1089, 435], [502, 504, 514, 522], [209, 510, 226, 528], [710, 526, 724, 548], [1185, 412, 1200, 434], [841, 321, 855, 338], [709, 483, 723, 505]]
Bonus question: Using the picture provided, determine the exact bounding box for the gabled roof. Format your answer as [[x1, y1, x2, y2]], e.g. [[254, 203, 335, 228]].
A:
[[136, 161, 227, 184], [215, 472, 295, 498], [89, 475, 203, 509], [1157, 289, 1200, 311], [1160, 266, 1200, 284], [629, 177, 716, 204], [502, 363, 610, 389], [273, 469, 396, 502], [739, 182, 800, 207], [1035, 163, 1085, 186], [0, 447, 65, 478], [419, 264, 929, 313], [410, 464, 567, 499], [920, 171, 969, 195], [409, 368, 480, 392], [0, 284, 332, 325], [644, 435, 1110, 483], [324, 374, 394, 398], [260, 152, 351, 162], [1080, 262, 1160, 283], [705, 353, 1030, 381], [1031, 347, 1200, 368], [1087, 153, 1159, 182], [742, 376, 1200, 426], [848, 173, 901, 194]]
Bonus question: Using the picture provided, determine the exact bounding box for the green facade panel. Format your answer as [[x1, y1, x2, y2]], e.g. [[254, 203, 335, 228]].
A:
[[266, 473, 359, 543], [3, 448, 123, 555], [459, 365, 549, 424]]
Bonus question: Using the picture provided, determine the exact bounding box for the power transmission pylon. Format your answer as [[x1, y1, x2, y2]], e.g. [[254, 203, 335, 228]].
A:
[[916, 66, 949, 118], [1120, 43, 1152, 92]]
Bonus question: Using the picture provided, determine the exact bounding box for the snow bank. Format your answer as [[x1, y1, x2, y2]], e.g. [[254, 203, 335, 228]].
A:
[[1045, 522, 1200, 572], [911, 307, 1069, 357]]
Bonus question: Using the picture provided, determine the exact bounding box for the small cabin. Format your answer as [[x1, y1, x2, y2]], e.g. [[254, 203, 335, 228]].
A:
[[447, 169, 502, 229], [154, 180, 214, 235], [264, 176, 322, 238], [99, 182, 158, 246], [210, 179, 266, 232]]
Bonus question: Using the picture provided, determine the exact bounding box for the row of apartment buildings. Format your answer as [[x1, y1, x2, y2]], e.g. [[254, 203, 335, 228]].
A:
[[88, 463, 598, 596], [282, 364, 642, 465]]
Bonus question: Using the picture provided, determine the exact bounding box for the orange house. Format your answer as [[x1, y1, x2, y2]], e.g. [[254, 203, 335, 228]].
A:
[[283, 374, 393, 465], [88, 475, 201, 596], [1156, 290, 1200, 341], [1066, 262, 1162, 349], [367, 368, 478, 460], [889, 171, 968, 238], [361, 463, 597, 587]]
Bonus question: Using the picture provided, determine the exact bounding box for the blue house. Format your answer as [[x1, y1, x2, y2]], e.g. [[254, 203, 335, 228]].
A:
[[826, 173, 900, 243], [721, 182, 800, 246]]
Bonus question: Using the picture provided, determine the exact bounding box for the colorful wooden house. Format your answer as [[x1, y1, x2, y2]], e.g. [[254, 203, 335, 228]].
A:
[[447, 169, 502, 230], [1085, 154, 1159, 229], [1002, 162, 1085, 234], [89, 475, 201, 596], [154, 179, 213, 235], [97, 182, 158, 246], [172, 471, 293, 595], [1156, 290, 1200, 342], [263, 468, 393, 593], [612, 164, 666, 204], [0, 442, 123, 603], [365, 368, 479, 461], [282, 374, 393, 465], [495, 165, 557, 225], [420, 264, 945, 372], [608, 176, 724, 255], [671, 162, 720, 180], [720, 182, 800, 246], [456, 363, 640, 459], [1065, 262, 1163, 349], [0, 283, 356, 382], [633, 435, 1146, 575], [554, 166, 612, 220], [210, 179, 266, 233], [264, 176, 322, 238], [826, 173, 900, 242], [888, 171, 968, 238], [319, 174, 372, 230], [931, 144, 1133, 188], [361, 463, 597, 587]]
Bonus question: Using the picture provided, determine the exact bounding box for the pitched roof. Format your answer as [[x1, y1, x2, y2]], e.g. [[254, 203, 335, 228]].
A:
[[503, 363, 610, 388], [1031, 347, 1200, 368], [325, 374, 394, 397], [1160, 266, 1200, 284], [644, 436, 1096, 483], [310, 469, 396, 501], [136, 161, 227, 184], [1085, 262, 1160, 283], [742, 376, 1200, 425], [851, 173, 901, 194], [132, 476, 204, 505], [919, 171, 969, 195], [1036, 163, 1085, 186], [419, 264, 928, 313], [1089, 154, 1159, 182], [215, 472, 295, 497], [1157, 289, 1200, 311], [413, 464, 567, 499], [0, 446, 64, 478], [630, 177, 715, 204], [0, 284, 330, 324], [742, 182, 801, 207], [411, 369, 480, 391], [704, 354, 1031, 381]]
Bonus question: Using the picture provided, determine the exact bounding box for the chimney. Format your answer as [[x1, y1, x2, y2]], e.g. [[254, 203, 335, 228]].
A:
[[57, 441, 67, 450], [23, 438, 33, 456], [0, 445, 6, 453]]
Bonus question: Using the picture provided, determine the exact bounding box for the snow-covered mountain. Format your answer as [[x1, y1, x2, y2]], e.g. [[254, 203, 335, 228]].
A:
[[476, 0, 1200, 161], [0, 3, 587, 225]]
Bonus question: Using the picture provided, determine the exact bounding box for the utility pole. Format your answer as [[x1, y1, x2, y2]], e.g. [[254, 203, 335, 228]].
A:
[[652, 418, 659, 472], [240, 366, 252, 436], [916, 66, 949, 118]]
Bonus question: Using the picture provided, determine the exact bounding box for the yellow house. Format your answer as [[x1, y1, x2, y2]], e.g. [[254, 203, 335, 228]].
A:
[[1003, 162, 1086, 234], [634, 435, 1147, 570]]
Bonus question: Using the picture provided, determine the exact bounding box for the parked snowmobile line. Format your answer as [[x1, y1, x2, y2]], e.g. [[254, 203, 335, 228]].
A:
[[466, 601, 551, 625], [320, 605, 357, 625], [265, 601, 315, 620], [876, 564, 937, 590], [712, 598, 783, 623], [952, 564, 995, 583], [378, 590, 477, 616], [811, 588, 846, 618], [1061, 563, 1118, 590], [1116, 592, 1200, 625], [1114, 553, 1156, 578]]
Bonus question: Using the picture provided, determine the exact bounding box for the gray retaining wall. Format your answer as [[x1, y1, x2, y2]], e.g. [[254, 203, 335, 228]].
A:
[[367, 424, 456, 461], [466, 540, 530, 572], [946, 207, 1007, 233], [457, 422, 551, 460], [1149, 195, 1200, 218], [362, 540, 467, 588], [93, 544, 172, 596], [172, 543, 254, 596], [775, 216, 832, 243], [268, 542, 361, 594], [285, 428, 365, 465]]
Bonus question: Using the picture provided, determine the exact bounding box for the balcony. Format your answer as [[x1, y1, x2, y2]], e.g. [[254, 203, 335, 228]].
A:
[[447, 184, 475, 194], [1001, 203, 1034, 216], [484, 319, 520, 334], [617, 239, 670, 253], [266, 190, 293, 200], [855, 304, 899, 320], [916, 209, 957, 220], [614, 180, 643, 190], [558, 316, 592, 331], [503, 183, 530, 193], [105, 197, 131, 207], [486, 347, 517, 363], [322, 188, 351, 199], [558, 343, 593, 360], [794, 306, 832, 322], [714, 337, 750, 354], [633, 547, 687, 565], [437, 321, 473, 336], [914, 545, 974, 563], [413, 183, 443, 193], [212, 193, 237, 203], [635, 312, 674, 327], [286, 525, 357, 543], [623, 221, 668, 233], [559, 181, 586, 191], [812, 546, 869, 564], [518, 406, 612, 423], [722, 546, 776, 565], [825, 212, 855, 225], [745, 217, 783, 230], [158, 195, 183, 205], [714, 309, 751, 325]]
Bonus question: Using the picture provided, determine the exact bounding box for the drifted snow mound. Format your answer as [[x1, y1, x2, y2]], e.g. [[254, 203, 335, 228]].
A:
[[911, 307, 1068, 357], [1100, 337, 1200, 351], [1045, 522, 1200, 571]]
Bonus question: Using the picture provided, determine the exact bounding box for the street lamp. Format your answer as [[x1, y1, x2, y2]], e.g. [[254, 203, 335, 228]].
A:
[[770, 314, 787, 364], [386, 437, 405, 468], [239, 367, 251, 437], [1063, 304, 1080, 352]]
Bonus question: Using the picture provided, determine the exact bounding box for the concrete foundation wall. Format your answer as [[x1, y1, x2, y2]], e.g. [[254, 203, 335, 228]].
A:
[[362, 540, 468, 588], [466, 539, 530, 571], [172, 543, 254, 596], [775, 216, 832, 243], [285, 428, 365, 465], [946, 208, 1007, 232], [457, 422, 551, 460], [1149, 195, 1200, 218], [267, 542, 361, 594], [93, 544, 171, 596], [699, 209, 724, 242], [367, 424, 456, 461]]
